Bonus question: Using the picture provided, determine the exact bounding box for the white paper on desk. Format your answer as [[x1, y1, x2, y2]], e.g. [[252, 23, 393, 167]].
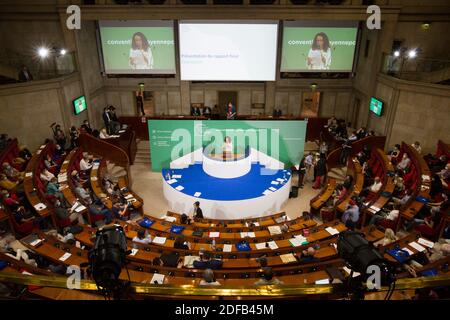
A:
[[130, 248, 139, 256], [58, 176, 67, 183], [253, 222, 260, 227], [152, 237, 166, 245], [369, 205, 381, 213], [175, 185, 184, 191], [75, 241, 81, 249], [343, 266, 361, 277], [22, 271, 33, 276], [75, 205, 86, 213], [124, 194, 134, 199], [36, 150, 41, 155], [280, 253, 297, 264], [166, 179, 177, 185], [402, 247, 414, 256], [255, 243, 267, 250], [223, 244, 232, 252], [409, 241, 427, 252], [271, 181, 279, 185], [325, 227, 339, 236], [418, 238, 434, 249], [34, 203, 46, 211], [209, 232, 220, 238], [268, 241, 278, 250], [25, 172, 33, 177], [262, 190, 272, 196], [194, 192, 202, 197], [30, 239, 42, 246], [150, 273, 165, 284], [70, 202, 79, 211], [172, 174, 182, 179], [315, 279, 330, 285], [421, 175, 430, 181], [276, 178, 284, 182], [59, 252, 72, 262], [163, 216, 176, 222], [268, 226, 282, 235], [289, 238, 303, 247], [240, 232, 255, 238]]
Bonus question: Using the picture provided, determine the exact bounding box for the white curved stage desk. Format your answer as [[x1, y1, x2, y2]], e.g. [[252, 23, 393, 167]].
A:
[[202, 149, 252, 179]]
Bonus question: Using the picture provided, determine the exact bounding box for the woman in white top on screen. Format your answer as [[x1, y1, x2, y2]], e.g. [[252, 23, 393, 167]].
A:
[[307, 32, 332, 70], [129, 32, 154, 70]]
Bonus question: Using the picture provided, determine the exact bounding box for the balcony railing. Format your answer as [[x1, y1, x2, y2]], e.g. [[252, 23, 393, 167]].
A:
[[381, 53, 450, 85]]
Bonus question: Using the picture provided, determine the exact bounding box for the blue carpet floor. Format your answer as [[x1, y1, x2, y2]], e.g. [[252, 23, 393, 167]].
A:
[[162, 163, 291, 201]]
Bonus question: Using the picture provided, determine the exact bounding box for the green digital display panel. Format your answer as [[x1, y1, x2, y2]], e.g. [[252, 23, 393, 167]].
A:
[[369, 97, 384, 117], [73, 96, 87, 115]]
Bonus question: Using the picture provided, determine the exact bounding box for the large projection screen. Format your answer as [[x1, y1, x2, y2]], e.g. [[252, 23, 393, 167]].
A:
[[179, 21, 278, 81], [281, 21, 359, 72], [98, 20, 176, 74]]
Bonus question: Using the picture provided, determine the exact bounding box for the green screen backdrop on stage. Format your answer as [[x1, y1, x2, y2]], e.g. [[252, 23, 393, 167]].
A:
[[148, 120, 307, 172]]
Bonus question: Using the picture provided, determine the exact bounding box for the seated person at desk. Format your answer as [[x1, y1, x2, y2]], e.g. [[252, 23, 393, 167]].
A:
[[99, 128, 111, 139], [1, 190, 20, 210], [74, 182, 92, 205], [71, 170, 87, 185], [112, 200, 129, 220], [369, 176, 383, 193], [173, 235, 190, 250], [44, 154, 57, 173], [132, 229, 152, 245], [393, 176, 405, 197], [429, 174, 444, 199], [40, 168, 55, 183], [332, 184, 347, 206], [46, 177, 67, 205], [404, 207, 441, 231], [341, 199, 360, 230], [79, 152, 93, 172], [199, 269, 221, 286], [396, 153, 411, 173], [254, 267, 283, 285], [89, 199, 113, 225], [368, 204, 400, 226], [387, 144, 401, 163], [53, 198, 86, 225], [298, 247, 319, 263], [2, 162, 24, 181], [392, 189, 413, 206], [13, 206, 45, 229], [374, 228, 398, 247], [193, 252, 223, 270]]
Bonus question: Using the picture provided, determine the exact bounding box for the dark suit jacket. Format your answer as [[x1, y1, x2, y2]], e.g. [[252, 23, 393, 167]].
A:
[[18, 70, 33, 82], [194, 207, 203, 219], [102, 111, 110, 125], [193, 259, 223, 270]]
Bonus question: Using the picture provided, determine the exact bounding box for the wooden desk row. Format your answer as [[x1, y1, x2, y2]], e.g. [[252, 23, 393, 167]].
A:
[[336, 158, 364, 213]]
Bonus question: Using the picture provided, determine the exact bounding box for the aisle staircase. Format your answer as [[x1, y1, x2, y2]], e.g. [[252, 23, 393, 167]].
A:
[[134, 139, 151, 166], [104, 160, 127, 183], [327, 166, 347, 183]]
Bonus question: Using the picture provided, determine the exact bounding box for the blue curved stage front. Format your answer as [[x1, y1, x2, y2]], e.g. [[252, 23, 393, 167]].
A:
[[162, 163, 291, 219]]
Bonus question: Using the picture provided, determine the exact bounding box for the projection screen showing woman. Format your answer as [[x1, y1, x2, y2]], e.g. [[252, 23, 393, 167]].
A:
[[307, 32, 332, 70], [129, 32, 154, 70]]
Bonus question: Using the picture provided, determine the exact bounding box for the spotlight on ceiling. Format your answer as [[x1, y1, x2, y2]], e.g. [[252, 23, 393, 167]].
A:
[[421, 22, 431, 30], [393, 51, 400, 57], [408, 50, 417, 58], [60, 49, 67, 56], [38, 47, 49, 58]]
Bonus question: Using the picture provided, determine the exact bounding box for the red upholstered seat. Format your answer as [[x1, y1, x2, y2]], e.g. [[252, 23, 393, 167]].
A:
[[11, 217, 34, 235]]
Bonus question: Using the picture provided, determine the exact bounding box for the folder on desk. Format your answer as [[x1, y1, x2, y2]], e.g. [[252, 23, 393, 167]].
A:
[[402, 247, 414, 256], [289, 238, 303, 247], [175, 185, 184, 191], [223, 244, 232, 252], [166, 179, 177, 185], [70, 202, 79, 211], [194, 192, 202, 197], [34, 203, 46, 211], [130, 249, 139, 256], [209, 232, 220, 238], [325, 227, 339, 236], [30, 239, 43, 247], [75, 205, 86, 213]]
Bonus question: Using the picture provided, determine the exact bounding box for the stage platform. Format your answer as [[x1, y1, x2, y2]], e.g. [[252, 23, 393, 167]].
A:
[[162, 163, 291, 219]]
